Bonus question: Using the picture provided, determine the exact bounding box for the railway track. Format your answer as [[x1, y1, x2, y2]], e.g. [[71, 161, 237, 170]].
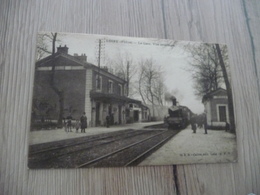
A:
[[29, 129, 135, 154], [29, 130, 159, 164], [77, 130, 179, 168], [28, 129, 179, 168]]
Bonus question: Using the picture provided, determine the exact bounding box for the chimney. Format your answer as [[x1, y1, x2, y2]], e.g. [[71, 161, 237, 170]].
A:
[[74, 53, 87, 62], [73, 53, 87, 62], [102, 66, 108, 71], [57, 45, 68, 54]]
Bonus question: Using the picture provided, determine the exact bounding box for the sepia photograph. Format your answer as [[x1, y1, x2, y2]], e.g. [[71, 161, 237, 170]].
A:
[[28, 32, 237, 168]]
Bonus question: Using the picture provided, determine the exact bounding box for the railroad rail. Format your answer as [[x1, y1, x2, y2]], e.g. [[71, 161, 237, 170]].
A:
[[28, 129, 164, 168], [29, 129, 135, 154], [28, 129, 179, 168], [77, 130, 179, 168]]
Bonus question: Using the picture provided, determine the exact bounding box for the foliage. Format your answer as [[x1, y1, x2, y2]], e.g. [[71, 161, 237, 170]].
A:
[[106, 51, 137, 97], [35, 32, 65, 127], [186, 43, 229, 98], [32, 97, 56, 122], [186, 42, 235, 133], [36, 32, 63, 61], [136, 58, 167, 116]]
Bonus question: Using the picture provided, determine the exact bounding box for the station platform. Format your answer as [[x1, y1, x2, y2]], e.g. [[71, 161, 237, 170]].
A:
[[28, 122, 237, 166], [29, 121, 164, 145], [140, 127, 237, 166]]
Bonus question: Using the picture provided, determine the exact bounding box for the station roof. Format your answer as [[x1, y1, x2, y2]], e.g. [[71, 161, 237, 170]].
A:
[[36, 52, 126, 83], [90, 91, 142, 104], [202, 88, 227, 103]]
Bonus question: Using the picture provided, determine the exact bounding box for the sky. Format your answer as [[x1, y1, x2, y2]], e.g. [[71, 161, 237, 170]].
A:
[[39, 32, 205, 114]]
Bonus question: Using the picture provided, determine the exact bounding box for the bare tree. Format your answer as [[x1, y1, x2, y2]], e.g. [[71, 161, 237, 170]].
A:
[[106, 52, 137, 97], [186, 43, 225, 98], [186, 43, 235, 133], [137, 58, 166, 116], [152, 74, 165, 105], [36, 33, 63, 61], [36, 32, 64, 127], [36, 34, 51, 60], [215, 44, 235, 133]]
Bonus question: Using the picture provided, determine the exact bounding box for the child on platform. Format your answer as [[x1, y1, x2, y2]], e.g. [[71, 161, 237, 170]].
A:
[[75, 120, 81, 133]]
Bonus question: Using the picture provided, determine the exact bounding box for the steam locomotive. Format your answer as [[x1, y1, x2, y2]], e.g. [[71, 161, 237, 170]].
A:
[[165, 97, 192, 129]]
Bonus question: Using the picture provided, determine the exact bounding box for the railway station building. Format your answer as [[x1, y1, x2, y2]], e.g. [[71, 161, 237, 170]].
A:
[[202, 88, 229, 128], [33, 45, 148, 127]]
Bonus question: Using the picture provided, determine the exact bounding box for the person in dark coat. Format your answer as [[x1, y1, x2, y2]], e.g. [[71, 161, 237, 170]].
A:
[[225, 121, 230, 132], [67, 114, 73, 132], [110, 113, 114, 126], [191, 116, 197, 133], [197, 116, 203, 129], [192, 123, 197, 133], [106, 115, 110, 128], [204, 115, 208, 134], [80, 112, 87, 133], [75, 120, 80, 133]]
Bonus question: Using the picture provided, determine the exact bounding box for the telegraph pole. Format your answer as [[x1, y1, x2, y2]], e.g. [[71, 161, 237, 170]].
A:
[[98, 39, 101, 69], [126, 61, 129, 96], [95, 38, 105, 90], [97, 39, 102, 89]]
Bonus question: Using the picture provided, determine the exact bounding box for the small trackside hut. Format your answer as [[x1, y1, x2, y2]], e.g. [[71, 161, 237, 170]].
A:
[[202, 88, 230, 129]]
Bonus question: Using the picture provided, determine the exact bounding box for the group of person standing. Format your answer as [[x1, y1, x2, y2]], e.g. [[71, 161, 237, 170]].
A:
[[105, 114, 114, 128], [190, 115, 230, 134], [190, 115, 208, 134], [64, 112, 87, 133], [64, 112, 115, 132]]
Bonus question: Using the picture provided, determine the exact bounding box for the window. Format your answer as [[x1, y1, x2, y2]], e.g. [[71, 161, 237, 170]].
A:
[[218, 106, 227, 122], [96, 75, 102, 91], [108, 80, 113, 93], [118, 84, 122, 96], [124, 84, 128, 96]]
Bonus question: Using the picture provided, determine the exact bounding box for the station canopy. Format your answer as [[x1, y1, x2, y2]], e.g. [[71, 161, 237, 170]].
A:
[[90, 91, 141, 105]]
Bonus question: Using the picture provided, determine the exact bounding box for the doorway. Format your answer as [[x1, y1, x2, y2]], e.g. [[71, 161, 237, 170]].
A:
[[95, 102, 100, 126], [118, 105, 122, 124], [134, 110, 139, 122]]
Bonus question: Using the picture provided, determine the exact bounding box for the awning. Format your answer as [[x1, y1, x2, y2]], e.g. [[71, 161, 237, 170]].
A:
[[90, 91, 141, 104]]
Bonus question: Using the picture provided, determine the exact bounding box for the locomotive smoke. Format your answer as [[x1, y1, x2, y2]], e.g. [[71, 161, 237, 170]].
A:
[[164, 88, 184, 106]]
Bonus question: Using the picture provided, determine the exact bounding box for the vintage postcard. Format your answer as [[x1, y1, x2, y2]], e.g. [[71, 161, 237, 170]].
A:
[[28, 32, 237, 168]]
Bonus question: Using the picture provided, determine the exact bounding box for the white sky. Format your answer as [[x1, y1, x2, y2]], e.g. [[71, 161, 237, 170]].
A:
[[40, 32, 205, 114]]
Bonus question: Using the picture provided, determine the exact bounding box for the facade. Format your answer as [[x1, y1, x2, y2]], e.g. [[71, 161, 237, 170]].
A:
[[127, 103, 149, 122], [33, 45, 147, 127], [145, 104, 168, 121], [202, 88, 229, 127]]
